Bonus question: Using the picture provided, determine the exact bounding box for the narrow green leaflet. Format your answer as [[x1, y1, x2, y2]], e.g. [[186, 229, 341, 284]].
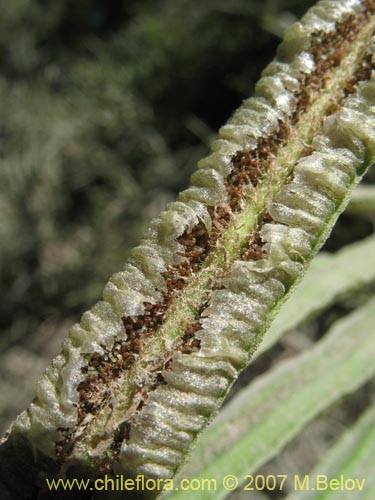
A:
[[171, 299, 375, 500], [255, 234, 375, 359], [347, 185, 375, 215], [286, 403, 375, 500]]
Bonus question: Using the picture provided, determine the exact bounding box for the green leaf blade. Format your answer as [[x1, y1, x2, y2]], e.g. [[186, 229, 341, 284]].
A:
[[171, 299, 375, 500], [286, 403, 375, 500]]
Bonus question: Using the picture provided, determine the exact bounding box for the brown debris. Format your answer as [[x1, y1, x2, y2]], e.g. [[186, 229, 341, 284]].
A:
[[344, 53, 374, 97], [225, 121, 290, 213], [179, 321, 202, 354], [241, 232, 265, 261]]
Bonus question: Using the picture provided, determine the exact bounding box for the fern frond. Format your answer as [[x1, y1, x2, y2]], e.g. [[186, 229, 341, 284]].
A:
[[1, 1, 375, 498]]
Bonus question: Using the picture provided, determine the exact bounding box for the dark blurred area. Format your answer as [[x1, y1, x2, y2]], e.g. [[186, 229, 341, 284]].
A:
[[0, 0, 373, 432]]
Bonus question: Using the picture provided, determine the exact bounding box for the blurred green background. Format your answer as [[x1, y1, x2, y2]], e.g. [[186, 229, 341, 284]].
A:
[[0, 0, 373, 437]]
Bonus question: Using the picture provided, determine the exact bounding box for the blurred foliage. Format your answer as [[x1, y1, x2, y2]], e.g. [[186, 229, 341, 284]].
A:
[[0, 0, 374, 431]]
